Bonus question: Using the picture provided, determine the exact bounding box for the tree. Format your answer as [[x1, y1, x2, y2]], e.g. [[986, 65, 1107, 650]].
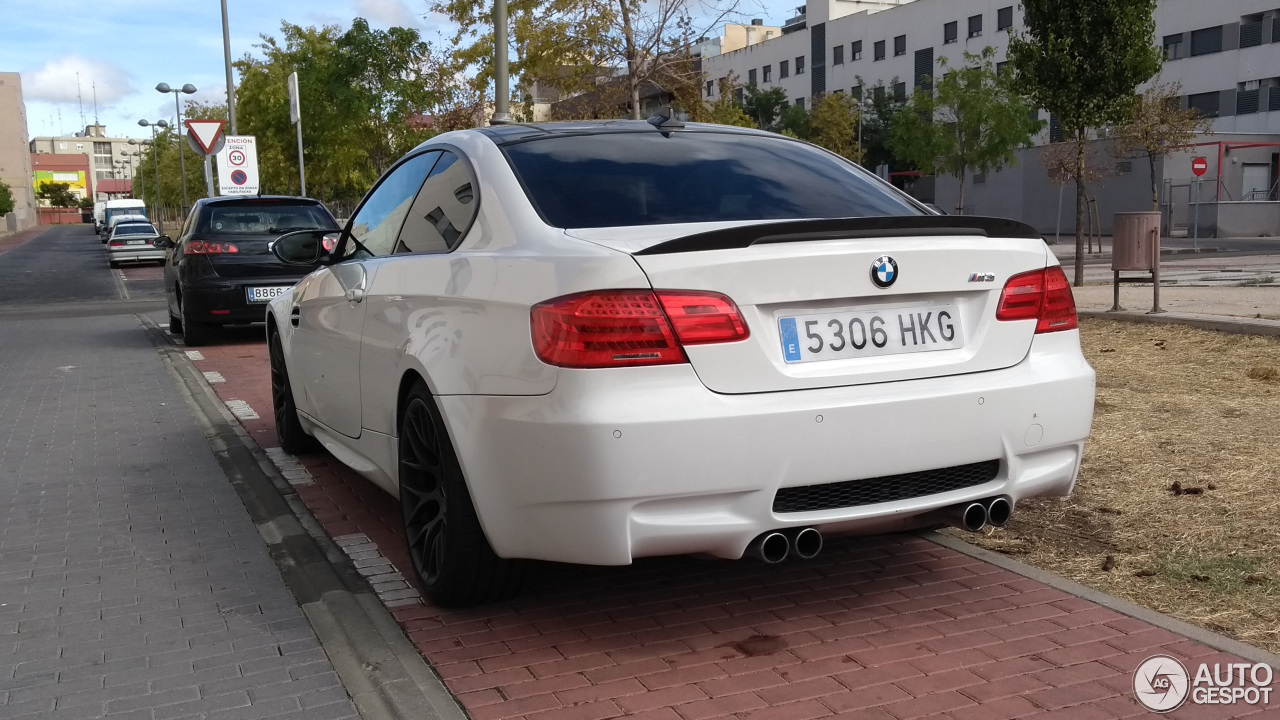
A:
[[809, 93, 861, 163], [1114, 81, 1212, 210], [742, 85, 788, 130], [777, 104, 811, 139], [435, 0, 737, 121], [1009, 0, 1162, 285], [889, 49, 1042, 214], [0, 181, 14, 217], [856, 77, 909, 170], [36, 182, 78, 209], [691, 75, 753, 127]]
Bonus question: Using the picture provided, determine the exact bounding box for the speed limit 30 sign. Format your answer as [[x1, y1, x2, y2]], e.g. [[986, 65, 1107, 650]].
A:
[[216, 136, 260, 195]]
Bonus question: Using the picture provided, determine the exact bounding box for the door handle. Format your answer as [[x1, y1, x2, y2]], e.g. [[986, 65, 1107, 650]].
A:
[[344, 288, 365, 303], [290, 306, 300, 327]]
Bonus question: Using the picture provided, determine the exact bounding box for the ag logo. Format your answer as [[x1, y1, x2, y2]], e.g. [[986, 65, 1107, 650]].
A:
[[1134, 654, 1190, 713], [871, 256, 898, 288]]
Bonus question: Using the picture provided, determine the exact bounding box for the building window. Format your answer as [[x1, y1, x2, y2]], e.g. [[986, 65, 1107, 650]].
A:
[[706, 80, 714, 97], [58, 142, 67, 150], [894, 35, 906, 56], [76, 143, 84, 150], [93, 142, 110, 155], [780, 59, 790, 78], [973, 173, 987, 185], [1163, 33, 1184, 60], [1187, 90, 1221, 117], [833, 45, 844, 65], [894, 81, 906, 101], [997, 6, 1013, 31], [1237, 83, 1260, 114], [996, 61, 1009, 76], [944, 21, 958, 44], [1190, 26, 1223, 56], [874, 40, 886, 61], [748, 68, 757, 85], [795, 97, 805, 110], [851, 85, 863, 100], [1240, 18, 1263, 48], [968, 14, 982, 38], [852, 40, 863, 60], [763, 65, 772, 82], [796, 56, 805, 74]]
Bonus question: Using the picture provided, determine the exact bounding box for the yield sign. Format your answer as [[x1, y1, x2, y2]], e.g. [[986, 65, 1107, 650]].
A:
[[185, 120, 226, 156]]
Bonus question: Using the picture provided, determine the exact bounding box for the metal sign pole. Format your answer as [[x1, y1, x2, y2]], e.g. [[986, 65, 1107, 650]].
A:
[[203, 155, 215, 198], [295, 121, 306, 197], [1192, 177, 1200, 251]]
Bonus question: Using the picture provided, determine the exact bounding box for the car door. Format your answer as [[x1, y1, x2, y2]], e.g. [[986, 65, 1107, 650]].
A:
[[289, 150, 441, 438]]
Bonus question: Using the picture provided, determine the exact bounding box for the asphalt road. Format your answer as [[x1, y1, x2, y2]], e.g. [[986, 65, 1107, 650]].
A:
[[0, 224, 166, 318]]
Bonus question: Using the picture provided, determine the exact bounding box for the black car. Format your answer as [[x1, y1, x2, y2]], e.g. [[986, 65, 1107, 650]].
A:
[[159, 196, 339, 346]]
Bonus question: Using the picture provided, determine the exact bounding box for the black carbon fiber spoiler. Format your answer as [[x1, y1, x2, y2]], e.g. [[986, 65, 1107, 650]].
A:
[[633, 216, 1043, 255]]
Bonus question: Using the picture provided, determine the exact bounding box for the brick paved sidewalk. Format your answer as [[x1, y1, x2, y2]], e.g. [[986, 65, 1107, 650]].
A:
[[189, 330, 1279, 720], [0, 315, 360, 719]]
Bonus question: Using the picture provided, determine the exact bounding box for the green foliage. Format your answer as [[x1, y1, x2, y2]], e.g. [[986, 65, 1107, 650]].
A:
[[890, 49, 1042, 213], [742, 85, 788, 131], [808, 93, 861, 163], [36, 181, 78, 209], [856, 78, 909, 170], [0, 181, 14, 216], [1009, 0, 1161, 283], [1114, 81, 1213, 209], [79, 197, 95, 210], [683, 75, 753, 127], [777, 104, 811, 140]]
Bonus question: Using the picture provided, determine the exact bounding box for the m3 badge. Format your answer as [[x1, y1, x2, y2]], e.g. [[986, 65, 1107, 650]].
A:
[[968, 272, 996, 283]]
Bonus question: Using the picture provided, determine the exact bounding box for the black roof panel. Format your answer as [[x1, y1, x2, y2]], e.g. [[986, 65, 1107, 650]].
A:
[[478, 120, 774, 145]]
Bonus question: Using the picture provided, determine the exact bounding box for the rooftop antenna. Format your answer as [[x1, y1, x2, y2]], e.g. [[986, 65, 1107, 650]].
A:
[[76, 73, 86, 130], [92, 81, 99, 125], [57, 108, 64, 136]]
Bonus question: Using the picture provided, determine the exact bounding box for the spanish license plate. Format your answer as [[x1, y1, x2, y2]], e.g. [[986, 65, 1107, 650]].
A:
[[246, 285, 291, 303], [778, 305, 963, 364], [126, 239, 148, 245]]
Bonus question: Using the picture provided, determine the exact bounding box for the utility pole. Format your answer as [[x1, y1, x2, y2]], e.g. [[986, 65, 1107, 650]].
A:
[[288, 72, 306, 196], [221, 0, 238, 134], [491, 0, 513, 124]]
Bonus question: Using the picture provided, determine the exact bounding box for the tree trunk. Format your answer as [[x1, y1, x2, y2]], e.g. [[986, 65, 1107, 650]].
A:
[[956, 171, 965, 215], [1074, 130, 1086, 288], [1149, 154, 1158, 211], [619, 0, 641, 120]]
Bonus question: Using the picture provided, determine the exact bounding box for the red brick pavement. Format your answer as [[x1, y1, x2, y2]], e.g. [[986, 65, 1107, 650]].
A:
[[186, 332, 1277, 720]]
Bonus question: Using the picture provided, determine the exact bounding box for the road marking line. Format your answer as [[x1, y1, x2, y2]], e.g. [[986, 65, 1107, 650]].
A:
[[264, 447, 314, 486], [225, 399, 259, 420], [185, 350, 205, 361], [203, 371, 226, 384], [332, 533, 421, 607]]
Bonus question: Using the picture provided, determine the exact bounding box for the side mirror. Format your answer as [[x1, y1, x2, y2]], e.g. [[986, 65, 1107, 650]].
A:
[[154, 236, 174, 249], [271, 230, 334, 266]]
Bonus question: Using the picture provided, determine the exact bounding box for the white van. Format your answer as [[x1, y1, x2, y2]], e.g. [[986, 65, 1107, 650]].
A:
[[100, 199, 147, 239], [93, 201, 107, 231]]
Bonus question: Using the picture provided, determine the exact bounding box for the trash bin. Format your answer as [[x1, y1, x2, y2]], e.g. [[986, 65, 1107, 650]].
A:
[[1112, 211, 1161, 271]]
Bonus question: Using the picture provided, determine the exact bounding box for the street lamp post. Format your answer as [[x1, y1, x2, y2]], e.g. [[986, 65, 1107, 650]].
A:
[[156, 83, 197, 211], [121, 148, 141, 199], [138, 118, 170, 233]]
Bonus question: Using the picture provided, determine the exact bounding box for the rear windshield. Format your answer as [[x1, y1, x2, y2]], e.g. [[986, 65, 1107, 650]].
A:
[[114, 224, 156, 236], [203, 204, 336, 235], [502, 131, 923, 229]]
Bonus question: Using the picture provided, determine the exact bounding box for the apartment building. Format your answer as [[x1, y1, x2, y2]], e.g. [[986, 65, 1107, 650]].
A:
[[30, 123, 139, 196], [701, 0, 1280, 235], [0, 72, 37, 233]]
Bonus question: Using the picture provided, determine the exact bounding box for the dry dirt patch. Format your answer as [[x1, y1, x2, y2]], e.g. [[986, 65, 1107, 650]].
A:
[[951, 318, 1280, 653]]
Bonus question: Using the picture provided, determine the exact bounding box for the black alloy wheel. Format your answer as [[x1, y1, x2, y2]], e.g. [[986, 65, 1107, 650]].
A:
[[269, 331, 318, 454], [398, 381, 528, 607], [179, 296, 211, 347]]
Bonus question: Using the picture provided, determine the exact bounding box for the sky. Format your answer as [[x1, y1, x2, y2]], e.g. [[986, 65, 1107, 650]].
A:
[[2, 0, 793, 143]]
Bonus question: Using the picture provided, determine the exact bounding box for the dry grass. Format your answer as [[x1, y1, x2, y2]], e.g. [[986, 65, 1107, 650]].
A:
[[951, 318, 1280, 653]]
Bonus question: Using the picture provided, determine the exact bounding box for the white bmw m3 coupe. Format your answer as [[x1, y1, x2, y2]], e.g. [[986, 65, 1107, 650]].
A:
[[266, 120, 1096, 607]]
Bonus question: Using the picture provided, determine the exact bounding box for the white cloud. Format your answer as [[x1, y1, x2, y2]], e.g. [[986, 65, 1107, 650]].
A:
[[22, 56, 135, 105], [354, 0, 421, 28]]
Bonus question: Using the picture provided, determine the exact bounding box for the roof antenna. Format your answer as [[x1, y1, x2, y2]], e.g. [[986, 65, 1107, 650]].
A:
[[76, 73, 86, 130], [92, 81, 99, 125], [646, 111, 685, 137]]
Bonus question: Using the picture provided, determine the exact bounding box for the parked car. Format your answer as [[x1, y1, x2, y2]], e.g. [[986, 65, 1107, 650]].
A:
[[266, 121, 1096, 607], [106, 220, 167, 268], [100, 199, 147, 240], [158, 196, 339, 347], [100, 213, 149, 244]]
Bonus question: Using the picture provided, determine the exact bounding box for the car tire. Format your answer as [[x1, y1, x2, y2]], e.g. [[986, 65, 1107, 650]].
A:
[[180, 298, 212, 347], [168, 309, 183, 335], [108, 260, 119, 269], [269, 330, 319, 455], [398, 381, 529, 607]]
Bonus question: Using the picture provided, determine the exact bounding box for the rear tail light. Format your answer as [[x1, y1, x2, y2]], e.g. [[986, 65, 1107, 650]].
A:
[[187, 241, 239, 255], [995, 266, 1078, 333], [108, 240, 124, 247], [531, 289, 749, 368]]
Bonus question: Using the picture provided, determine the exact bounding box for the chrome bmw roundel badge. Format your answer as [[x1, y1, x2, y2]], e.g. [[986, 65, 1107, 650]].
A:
[[871, 256, 898, 288]]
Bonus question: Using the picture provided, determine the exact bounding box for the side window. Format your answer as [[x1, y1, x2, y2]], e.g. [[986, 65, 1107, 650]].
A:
[[395, 152, 477, 254], [179, 207, 198, 239], [343, 151, 440, 258]]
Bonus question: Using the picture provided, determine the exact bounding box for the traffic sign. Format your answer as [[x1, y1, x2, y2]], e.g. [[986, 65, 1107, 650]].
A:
[[185, 120, 226, 156], [1191, 157, 1208, 177], [216, 136, 260, 195]]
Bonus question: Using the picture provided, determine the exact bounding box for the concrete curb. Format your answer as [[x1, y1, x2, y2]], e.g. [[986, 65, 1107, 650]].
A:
[[920, 531, 1280, 670], [138, 315, 468, 720], [1080, 309, 1280, 337]]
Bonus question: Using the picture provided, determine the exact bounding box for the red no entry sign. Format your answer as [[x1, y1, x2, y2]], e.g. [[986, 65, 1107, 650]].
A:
[[1191, 157, 1208, 177]]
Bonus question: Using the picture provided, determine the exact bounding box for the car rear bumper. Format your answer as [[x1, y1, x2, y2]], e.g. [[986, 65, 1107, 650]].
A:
[[439, 330, 1096, 566], [181, 277, 301, 324], [107, 247, 166, 264]]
